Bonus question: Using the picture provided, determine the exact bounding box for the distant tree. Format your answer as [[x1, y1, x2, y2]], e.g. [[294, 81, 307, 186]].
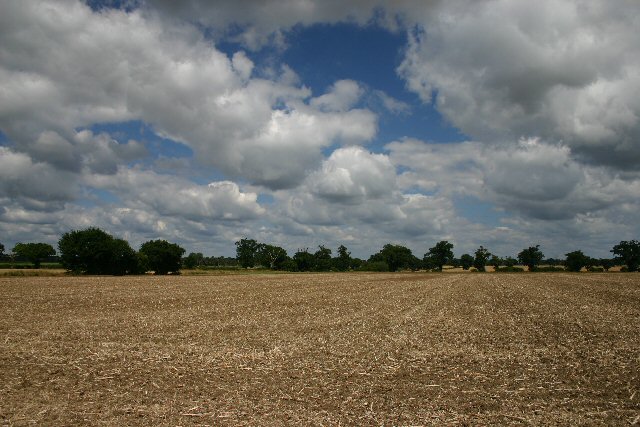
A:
[[350, 257, 364, 270], [13, 242, 56, 268], [293, 249, 315, 272], [59, 228, 115, 274], [473, 246, 491, 272], [257, 244, 289, 270], [58, 228, 141, 275], [544, 258, 564, 266], [361, 260, 389, 272], [110, 238, 144, 275], [0, 242, 4, 256], [408, 254, 423, 271], [565, 250, 590, 272], [450, 258, 461, 269], [333, 244, 352, 271], [425, 241, 454, 271], [313, 245, 332, 271], [281, 258, 298, 272], [518, 245, 544, 271], [370, 244, 417, 272], [599, 258, 615, 272], [460, 254, 474, 270], [611, 240, 640, 272], [204, 256, 238, 267], [139, 240, 185, 275], [235, 238, 260, 268], [183, 252, 205, 269], [504, 256, 517, 267], [489, 255, 502, 270], [423, 255, 438, 271]]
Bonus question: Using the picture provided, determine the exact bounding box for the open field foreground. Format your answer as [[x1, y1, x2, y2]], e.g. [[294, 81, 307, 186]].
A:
[[1, 273, 638, 426]]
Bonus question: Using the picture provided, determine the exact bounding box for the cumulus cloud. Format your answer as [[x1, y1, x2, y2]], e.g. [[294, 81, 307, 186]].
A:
[[2, 0, 638, 259], [310, 80, 365, 112], [307, 146, 396, 203], [25, 130, 146, 174], [397, 0, 640, 168], [85, 168, 265, 222], [0, 0, 377, 191], [387, 137, 640, 221], [276, 146, 455, 247], [144, 0, 391, 49], [0, 148, 77, 211], [372, 90, 411, 115]]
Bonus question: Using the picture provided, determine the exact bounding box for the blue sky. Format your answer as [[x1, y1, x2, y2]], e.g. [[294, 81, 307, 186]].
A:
[[1, 0, 639, 259]]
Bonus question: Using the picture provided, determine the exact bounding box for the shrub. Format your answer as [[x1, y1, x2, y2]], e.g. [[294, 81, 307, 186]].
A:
[[281, 259, 298, 272], [360, 261, 389, 272]]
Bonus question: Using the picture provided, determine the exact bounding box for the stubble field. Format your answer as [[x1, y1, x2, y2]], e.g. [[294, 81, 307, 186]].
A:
[[1, 272, 638, 426]]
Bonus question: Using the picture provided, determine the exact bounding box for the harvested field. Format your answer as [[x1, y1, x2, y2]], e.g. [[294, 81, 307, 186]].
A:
[[1, 273, 638, 425]]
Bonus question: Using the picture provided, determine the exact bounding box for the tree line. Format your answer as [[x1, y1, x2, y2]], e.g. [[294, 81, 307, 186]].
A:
[[0, 228, 185, 275], [234, 239, 640, 273], [1, 229, 639, 275]]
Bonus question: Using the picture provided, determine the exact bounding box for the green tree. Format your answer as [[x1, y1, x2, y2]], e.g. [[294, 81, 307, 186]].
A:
[[0, 242, 4, 256], [424, 241, 454, 271], [370, 244, 417, 272], [460, 254, 474, 270], [361, 260, 389, 272], [58, 228, 140, 275], [333, 244, 352, 271], [293, 249, 315, 272], [504, 256, 517, 267], [313, 245, 332, 271], [59, 228, 117, 274], [473, 246, 491, 272], [139, 240, 185, 275], [489, 255, 502, 270], [183, 252, 205, 269], [235, 238, 260, 268], [13, 242, 56, 268], [110, 238, 144, 276], [565, 250, 590, 272], [599, 258, 615, 272], [611, 240, 640, 272], [350, 257, 364, 270], [257, 244, 289, 270], [518, 245, 544, 271]]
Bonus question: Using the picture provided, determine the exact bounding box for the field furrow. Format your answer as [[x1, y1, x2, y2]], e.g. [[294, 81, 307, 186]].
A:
[[0, 273, 638, 425]]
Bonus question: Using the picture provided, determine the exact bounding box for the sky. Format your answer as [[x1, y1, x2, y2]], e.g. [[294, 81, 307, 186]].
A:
[[1, 0, 639, 259]]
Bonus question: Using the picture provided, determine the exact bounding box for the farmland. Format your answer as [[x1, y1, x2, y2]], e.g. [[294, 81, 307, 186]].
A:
[[1, 273, 638, 425]]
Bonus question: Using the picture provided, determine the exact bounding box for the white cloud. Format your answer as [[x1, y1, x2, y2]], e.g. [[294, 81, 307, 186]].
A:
[[307, 146, 396, 203], [1, 0, 638, 260], [144, 0, 392, 49], [0, 1, 377, 191], [387, 137, 640, 222], [397, 0, 640, 168], [85, 168, 265, 222], [310, 80, 365, 112], [0, 148, 77, 211], [372, 90, 411, 115], [273, 146, 457, 251]]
